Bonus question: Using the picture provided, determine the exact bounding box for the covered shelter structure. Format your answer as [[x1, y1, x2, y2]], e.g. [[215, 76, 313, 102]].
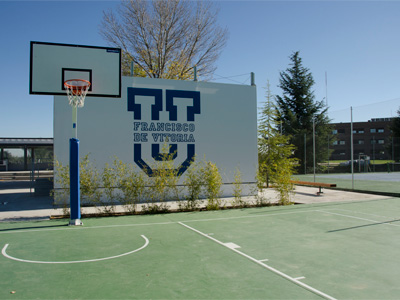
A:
[[0, 138, 53, 171]]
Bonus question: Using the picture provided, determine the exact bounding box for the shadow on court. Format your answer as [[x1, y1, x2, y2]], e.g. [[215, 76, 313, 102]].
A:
[[328, 218, 400, 233], [0, 223, 67, 233]]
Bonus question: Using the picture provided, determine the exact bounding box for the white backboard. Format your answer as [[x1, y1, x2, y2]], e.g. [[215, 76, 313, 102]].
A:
[[30, 41, 121, 97]]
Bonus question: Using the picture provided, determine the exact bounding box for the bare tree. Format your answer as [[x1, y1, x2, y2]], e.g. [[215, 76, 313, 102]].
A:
[[100, 0, 228, 80]]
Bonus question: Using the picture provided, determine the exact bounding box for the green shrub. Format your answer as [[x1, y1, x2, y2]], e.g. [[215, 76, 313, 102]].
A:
[[53, 154, 102, 214], [79, 154, 103, 211], [52, 159, 70, 215], [113, 158, 147, 213], [53, 151, 233, 214], [181, 158, 204, 210], [271, 161, 294, 205], [145, 143, 180, 212], [102, 161, 118, 208], [232, 167, 246, 208], [203, 161, 222, 210]]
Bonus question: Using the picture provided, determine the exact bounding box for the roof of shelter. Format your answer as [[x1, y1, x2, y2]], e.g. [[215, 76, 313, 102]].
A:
[[0, 138, 53, 147]]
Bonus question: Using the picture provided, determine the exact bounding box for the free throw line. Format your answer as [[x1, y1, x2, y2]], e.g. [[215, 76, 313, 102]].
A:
[[178, 222, 337, 300], [2, 235, 149, 264]]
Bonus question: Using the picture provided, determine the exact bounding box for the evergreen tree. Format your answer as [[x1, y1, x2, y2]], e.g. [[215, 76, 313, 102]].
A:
[[275, 51, 332, 173], [258, 81, 297, 205]]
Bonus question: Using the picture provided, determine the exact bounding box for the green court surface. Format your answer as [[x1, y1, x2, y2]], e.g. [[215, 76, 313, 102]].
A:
[[1, 197, 400, 299], [295, 172, 400, 194]]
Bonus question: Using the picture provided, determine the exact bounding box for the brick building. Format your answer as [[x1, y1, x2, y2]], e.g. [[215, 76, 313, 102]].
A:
[[330, 118, 393, 161]]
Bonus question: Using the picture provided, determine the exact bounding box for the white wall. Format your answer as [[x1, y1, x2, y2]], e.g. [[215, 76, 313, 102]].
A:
[[54, 77, 257, 198]]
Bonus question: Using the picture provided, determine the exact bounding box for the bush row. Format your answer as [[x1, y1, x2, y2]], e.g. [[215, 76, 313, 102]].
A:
[[53, 154, 255, 216]]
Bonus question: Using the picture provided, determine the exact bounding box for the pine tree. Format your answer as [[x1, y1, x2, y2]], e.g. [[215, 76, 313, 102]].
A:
[[275, 51, 332, 173], [258, 81, 297, 205]]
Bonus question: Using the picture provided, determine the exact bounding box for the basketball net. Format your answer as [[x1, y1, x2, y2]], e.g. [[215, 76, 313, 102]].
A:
[[64, 79, 91, 107], [64, 79, 91, 139]]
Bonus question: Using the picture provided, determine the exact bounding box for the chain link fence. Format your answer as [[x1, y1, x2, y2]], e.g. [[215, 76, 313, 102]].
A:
[[292, 98, 400, 194]]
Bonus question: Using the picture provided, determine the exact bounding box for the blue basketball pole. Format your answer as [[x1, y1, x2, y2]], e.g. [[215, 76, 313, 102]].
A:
[[64, 79, 90, 226], [69, 138, 82, 226]]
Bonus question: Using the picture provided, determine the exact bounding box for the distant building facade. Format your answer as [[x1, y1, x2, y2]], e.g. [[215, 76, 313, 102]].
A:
[[330, 118, 393, 161]]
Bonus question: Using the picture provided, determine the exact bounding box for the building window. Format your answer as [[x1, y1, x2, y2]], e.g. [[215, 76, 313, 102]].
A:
[[333, 141, 338, 145], [358, 140, 364, 144], [332, 129, 338, 134], [370, 128, 376, 133], [378, 139, 384, 144], [378, 128, 384, 133], [353, 128, 364, 134], [340, 152, 346, 156], [338, 129, 345, 134], [371, 139, 376, 144], [339, 140, 345, 145]]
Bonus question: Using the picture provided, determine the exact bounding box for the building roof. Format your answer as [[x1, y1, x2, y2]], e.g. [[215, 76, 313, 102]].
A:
[[331, 118, 394, 125], [0, 138, 53, 147]]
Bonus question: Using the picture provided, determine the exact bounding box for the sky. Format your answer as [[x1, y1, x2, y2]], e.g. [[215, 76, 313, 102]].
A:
[[1, 0, 400, 138]]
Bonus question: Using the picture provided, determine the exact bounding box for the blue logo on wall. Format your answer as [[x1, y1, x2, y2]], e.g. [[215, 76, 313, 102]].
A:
[[127, 87, 200, 177]]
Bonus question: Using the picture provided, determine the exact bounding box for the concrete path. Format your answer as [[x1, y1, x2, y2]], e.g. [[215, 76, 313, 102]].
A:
[[0, 181, 393, 222], [0, 181, 55, 222], [288, 185, 392, 204]]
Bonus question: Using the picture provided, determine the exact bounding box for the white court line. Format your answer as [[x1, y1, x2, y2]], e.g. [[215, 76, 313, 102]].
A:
[[316, 210, 400, 227], [178, 222, 337, 300], [323, 208, 399, 221], [0, 209, 318, 235], [2, 235, 149, 264], [182, 209, 317, 224], [224, 242, 241, 249], [0, 222, 176, 235]]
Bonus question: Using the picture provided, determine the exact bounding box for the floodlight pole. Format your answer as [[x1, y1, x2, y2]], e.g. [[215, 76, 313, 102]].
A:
[[350, 106, 354, 190], [313, 116, 316, 182], [304, 134, 307, 175], [194, 66, 198, 81]]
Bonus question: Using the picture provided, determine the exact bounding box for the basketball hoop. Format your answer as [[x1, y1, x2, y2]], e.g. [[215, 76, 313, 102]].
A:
[[64, 79, 91, 107]]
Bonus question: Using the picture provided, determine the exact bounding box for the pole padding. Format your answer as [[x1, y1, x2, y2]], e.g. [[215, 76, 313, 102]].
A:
[[69, 138, 81, 225]]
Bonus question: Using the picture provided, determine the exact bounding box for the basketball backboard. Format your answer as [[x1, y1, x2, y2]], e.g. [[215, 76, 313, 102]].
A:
[[30, 41, 121, 97]]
